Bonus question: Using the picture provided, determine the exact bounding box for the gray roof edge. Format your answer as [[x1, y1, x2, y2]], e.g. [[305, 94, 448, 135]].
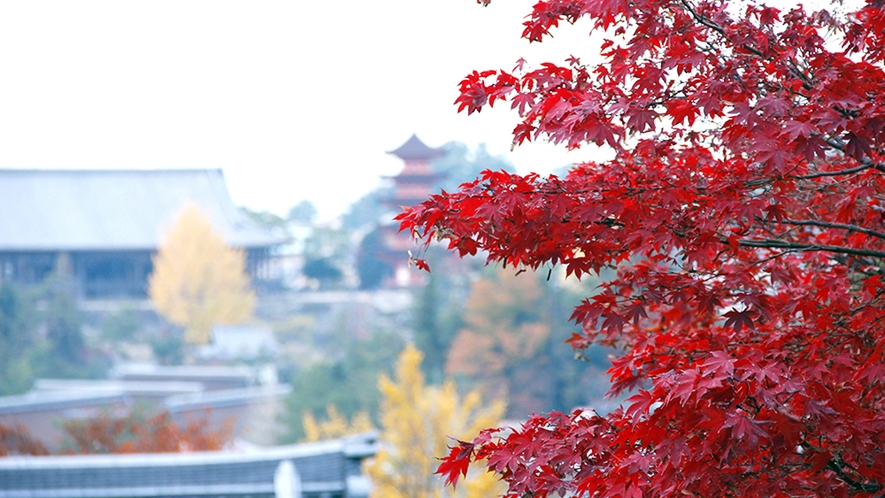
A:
[[33, 379, 205, 395], [0, 433, 377, 469], [165, 385, 292, 411], [0, 483, 274, 498], [0, 482, 347, 498], [0, 391, 129, 415], [0, 168, 226, 174]]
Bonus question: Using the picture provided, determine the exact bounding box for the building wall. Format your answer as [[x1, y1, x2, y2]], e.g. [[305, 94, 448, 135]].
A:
[[0, 248, 277, 299], [0, 398, 130, 452]]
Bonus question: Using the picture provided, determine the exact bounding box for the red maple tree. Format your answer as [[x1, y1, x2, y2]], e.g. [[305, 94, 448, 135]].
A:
[[398, 0, 885, 496], [61, 409, 234, 454], [0, 423, 49, 456]]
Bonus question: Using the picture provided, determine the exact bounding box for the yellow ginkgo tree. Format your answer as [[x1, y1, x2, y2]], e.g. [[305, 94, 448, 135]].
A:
[[148, 205, 255, 345], [301, 405, 374, 443], [365, 344, 506, 498]]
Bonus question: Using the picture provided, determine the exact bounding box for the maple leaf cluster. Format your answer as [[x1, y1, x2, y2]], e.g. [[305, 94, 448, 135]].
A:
[[398, 0, 885, 496]]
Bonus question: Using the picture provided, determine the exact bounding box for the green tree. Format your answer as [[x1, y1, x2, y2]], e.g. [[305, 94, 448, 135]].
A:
[[31, 275, 110, 380], [341, 187, 392, 233], [42, 276, 85, 365], [0, 282, 35, 395], [301, 257, 343, 288], [411, 251, 470, 385], [287, 200, 318, 224], [279, 328, 405, 443], [0, 277, 108, 390], [355, 228, 393, 290], [432, 141, 513, 193], [148, 205, 255, 345], [100, 306, 140, 342], [241, 207, 287, 229]]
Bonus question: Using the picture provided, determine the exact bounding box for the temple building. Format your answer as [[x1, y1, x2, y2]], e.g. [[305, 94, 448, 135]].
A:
[[379, 134, 445, 287], [0, 169, 285, 299]]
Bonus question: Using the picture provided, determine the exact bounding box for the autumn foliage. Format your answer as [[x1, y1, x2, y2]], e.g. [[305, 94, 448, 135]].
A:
[[0, 423, 49, 456], [149, 205, 255, 345], [301, 404, 373, 443], [60, 409, 234, 454], [446, 269, 551, 416], [365, 344, 505, 498], [398, 0, 885, 496], [0, 410, 233, 456]]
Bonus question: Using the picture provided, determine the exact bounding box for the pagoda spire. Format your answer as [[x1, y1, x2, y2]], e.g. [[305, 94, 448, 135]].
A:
[[387, 134, 443, 161]]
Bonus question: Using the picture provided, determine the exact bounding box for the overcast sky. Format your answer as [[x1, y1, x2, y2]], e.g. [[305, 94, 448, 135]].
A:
[[0, 1, 602, 220]]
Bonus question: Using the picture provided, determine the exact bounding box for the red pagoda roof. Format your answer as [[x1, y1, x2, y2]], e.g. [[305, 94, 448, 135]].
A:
[[387, 134, 443, 161]]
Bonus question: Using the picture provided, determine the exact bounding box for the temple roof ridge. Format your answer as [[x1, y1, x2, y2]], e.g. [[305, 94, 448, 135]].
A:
[[386, 134, 442, 161]]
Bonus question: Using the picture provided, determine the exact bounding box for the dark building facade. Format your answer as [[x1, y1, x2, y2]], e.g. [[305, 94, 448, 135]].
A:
[[0, 169, 285, 299]]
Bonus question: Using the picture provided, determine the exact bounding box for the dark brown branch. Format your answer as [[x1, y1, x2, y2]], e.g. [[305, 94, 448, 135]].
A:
[[794, 137, 885, 179], [738, 239, 885, 259], [797, 163, 876, 179], [678, 0, 726, 36], [786, 59, 815, 90], [826, 459, 880, 493], [779, 219, 885, 241]]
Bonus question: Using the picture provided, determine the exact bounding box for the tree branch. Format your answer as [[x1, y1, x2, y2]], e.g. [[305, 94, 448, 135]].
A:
[[826, 459, 880, 493], [795, 137, 885, 179], [678, 0, 726, 37], [779, 219, 885, 241], [797, 163, 876, 179], [738, 239, 885, 259]]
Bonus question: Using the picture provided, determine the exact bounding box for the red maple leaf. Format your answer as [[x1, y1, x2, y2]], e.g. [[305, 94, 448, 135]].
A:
[[396, 0, 885, 495], [436, 440, 474, 488]]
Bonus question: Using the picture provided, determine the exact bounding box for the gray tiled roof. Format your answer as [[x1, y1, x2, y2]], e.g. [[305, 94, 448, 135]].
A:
[[0, 432, 377, 498], [0, 169, 284, 251]]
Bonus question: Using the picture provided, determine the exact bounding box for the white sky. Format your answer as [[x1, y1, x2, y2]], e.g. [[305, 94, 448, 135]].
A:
[[0, 1, 602, 221]]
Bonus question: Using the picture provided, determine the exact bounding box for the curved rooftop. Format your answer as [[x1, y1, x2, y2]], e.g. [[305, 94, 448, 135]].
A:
[[0, 169, 286, 252], [386, 134, 442, 161]]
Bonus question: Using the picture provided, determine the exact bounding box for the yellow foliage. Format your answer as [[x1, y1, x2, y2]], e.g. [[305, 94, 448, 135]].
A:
[[365, 344, 506, 498], [302, 405, 374, 442], [148, 205, 255, 345]]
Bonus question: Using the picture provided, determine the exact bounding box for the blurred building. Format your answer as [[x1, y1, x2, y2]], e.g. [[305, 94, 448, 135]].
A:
[[0, 364, 289, 450], [0, 390, 132, 452], [0, 431, 376, 498], [378, 134, 444, 287], [0, 169, 286, 299], [196, 324, 279, 361]]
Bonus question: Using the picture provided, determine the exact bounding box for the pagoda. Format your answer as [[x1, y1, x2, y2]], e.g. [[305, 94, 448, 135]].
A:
[[385, 134, 445, 208], [380, 134, 445, 287]]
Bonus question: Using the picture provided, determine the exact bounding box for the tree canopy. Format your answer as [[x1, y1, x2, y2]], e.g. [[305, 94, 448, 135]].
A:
[[365, 344, 505, 498], [399, 0, 885, 496], [148, 205, 254, 345]]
